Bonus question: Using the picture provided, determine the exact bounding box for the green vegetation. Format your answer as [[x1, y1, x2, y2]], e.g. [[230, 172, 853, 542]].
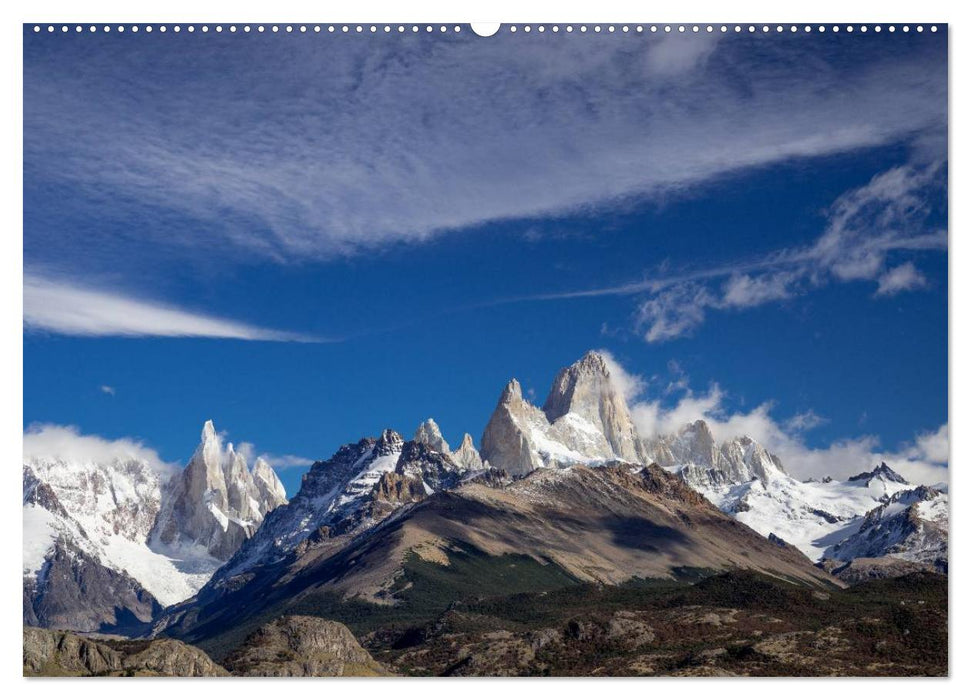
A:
[[287, 544, 584, 635]]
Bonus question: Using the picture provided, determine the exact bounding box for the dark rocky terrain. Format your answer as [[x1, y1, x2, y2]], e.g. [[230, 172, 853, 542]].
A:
[[359, 569, 948, 676]]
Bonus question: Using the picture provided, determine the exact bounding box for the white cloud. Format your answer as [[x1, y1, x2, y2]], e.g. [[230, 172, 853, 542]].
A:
[[636, 283, 716, 343], [259, 453, 315, 470], [644, 33, 720, 77], [99, 385, 115, 396], [721, 271, 797, 309], [23, 424, 177, 477], [596, 349, 646, 401], [908, 424, 949, 464], [23, 273, 322, 341], [784, 410, 827, 433], [876, 262, 928, 296], [235, 441, 312, 471]]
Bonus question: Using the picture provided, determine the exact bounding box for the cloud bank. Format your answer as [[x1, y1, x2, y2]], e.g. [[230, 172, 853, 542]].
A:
[[23, 273, 321, 341], [600, 351, 947, 485], [23, 424, 177, 477]]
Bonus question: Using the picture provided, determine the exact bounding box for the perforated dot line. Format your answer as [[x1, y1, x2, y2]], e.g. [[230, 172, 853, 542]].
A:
[[30, 24, 941, 35], [505, 24, 938, 34]]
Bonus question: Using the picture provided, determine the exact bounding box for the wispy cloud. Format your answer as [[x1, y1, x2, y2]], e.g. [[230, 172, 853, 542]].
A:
[[23, 273, 323, 342], [99, 385, 115, 396], [25, 32, 946, 266], [259, 453, 315, 470], [632, 163, 945, 340], [498, 162, 944, 342], [233, 442, 314, 471], [876, 262, 928, 296]]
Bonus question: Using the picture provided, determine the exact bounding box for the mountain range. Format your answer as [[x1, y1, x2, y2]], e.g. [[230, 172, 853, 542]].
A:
[[23, 351, 948, 651]]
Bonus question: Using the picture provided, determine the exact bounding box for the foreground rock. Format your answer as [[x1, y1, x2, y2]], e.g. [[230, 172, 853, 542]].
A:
[[23, 627, 227, 676], [223, 616, 388, 676]]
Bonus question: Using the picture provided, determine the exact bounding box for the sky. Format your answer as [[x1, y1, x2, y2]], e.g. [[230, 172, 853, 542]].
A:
[[23, 25, 948, 495]]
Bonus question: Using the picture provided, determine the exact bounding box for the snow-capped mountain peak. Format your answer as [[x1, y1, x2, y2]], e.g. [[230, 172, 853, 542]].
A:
[[847, 462, 909, 488], [481, 353, 646, 475], [414, 418, 450, 454], [542, 350, 643, 464]]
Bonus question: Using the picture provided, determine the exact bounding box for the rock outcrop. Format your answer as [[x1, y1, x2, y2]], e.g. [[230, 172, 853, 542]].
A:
[[23, 627, 227, 677], [222, 616, 388, 676], [452, 433, 485, 470]]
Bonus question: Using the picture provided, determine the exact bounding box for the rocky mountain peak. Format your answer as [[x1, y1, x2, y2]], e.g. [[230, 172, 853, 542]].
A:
[[500, 378, 523, 403], [542, 352, 644, 464], [252, 457, 288, 508], [414, 418, 450, 454], [201, 419, 218, 444], [151, 420, 288, 561], [482, 352, 648, 476], [683, 419, 717, 450], [848, 462, 910, 486], [376, 429, 404, 454], [452, 433, 484, 470]]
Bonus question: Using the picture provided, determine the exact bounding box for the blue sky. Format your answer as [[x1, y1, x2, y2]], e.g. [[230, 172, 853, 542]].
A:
[[23, 26, 948, 494]]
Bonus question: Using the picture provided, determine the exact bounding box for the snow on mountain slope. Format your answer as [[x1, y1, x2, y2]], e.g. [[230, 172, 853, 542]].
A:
[[23, 421, 287, 631], [825, 485, 948, 570], [211, 428, 477, 585], [21, 457, 210, 606], [649, 423, 920, 561]]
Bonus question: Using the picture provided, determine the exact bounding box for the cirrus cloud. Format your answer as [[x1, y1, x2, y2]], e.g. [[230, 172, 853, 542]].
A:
[[23, 272, 324, 342]]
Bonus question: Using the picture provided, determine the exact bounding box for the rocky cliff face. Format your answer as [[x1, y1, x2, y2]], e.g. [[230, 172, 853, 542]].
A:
[[645, 420, 786, 489], [414, 418, 485, 470], [23, 537, 161, 634], [414, 418, 450, 454], [543, 351, 645, 464], [452, 433, 485, 470], [222, 616, 388, 676]]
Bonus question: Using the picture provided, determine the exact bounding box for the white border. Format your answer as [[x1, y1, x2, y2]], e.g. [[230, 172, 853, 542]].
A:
[[3, 1, 964, 698]]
